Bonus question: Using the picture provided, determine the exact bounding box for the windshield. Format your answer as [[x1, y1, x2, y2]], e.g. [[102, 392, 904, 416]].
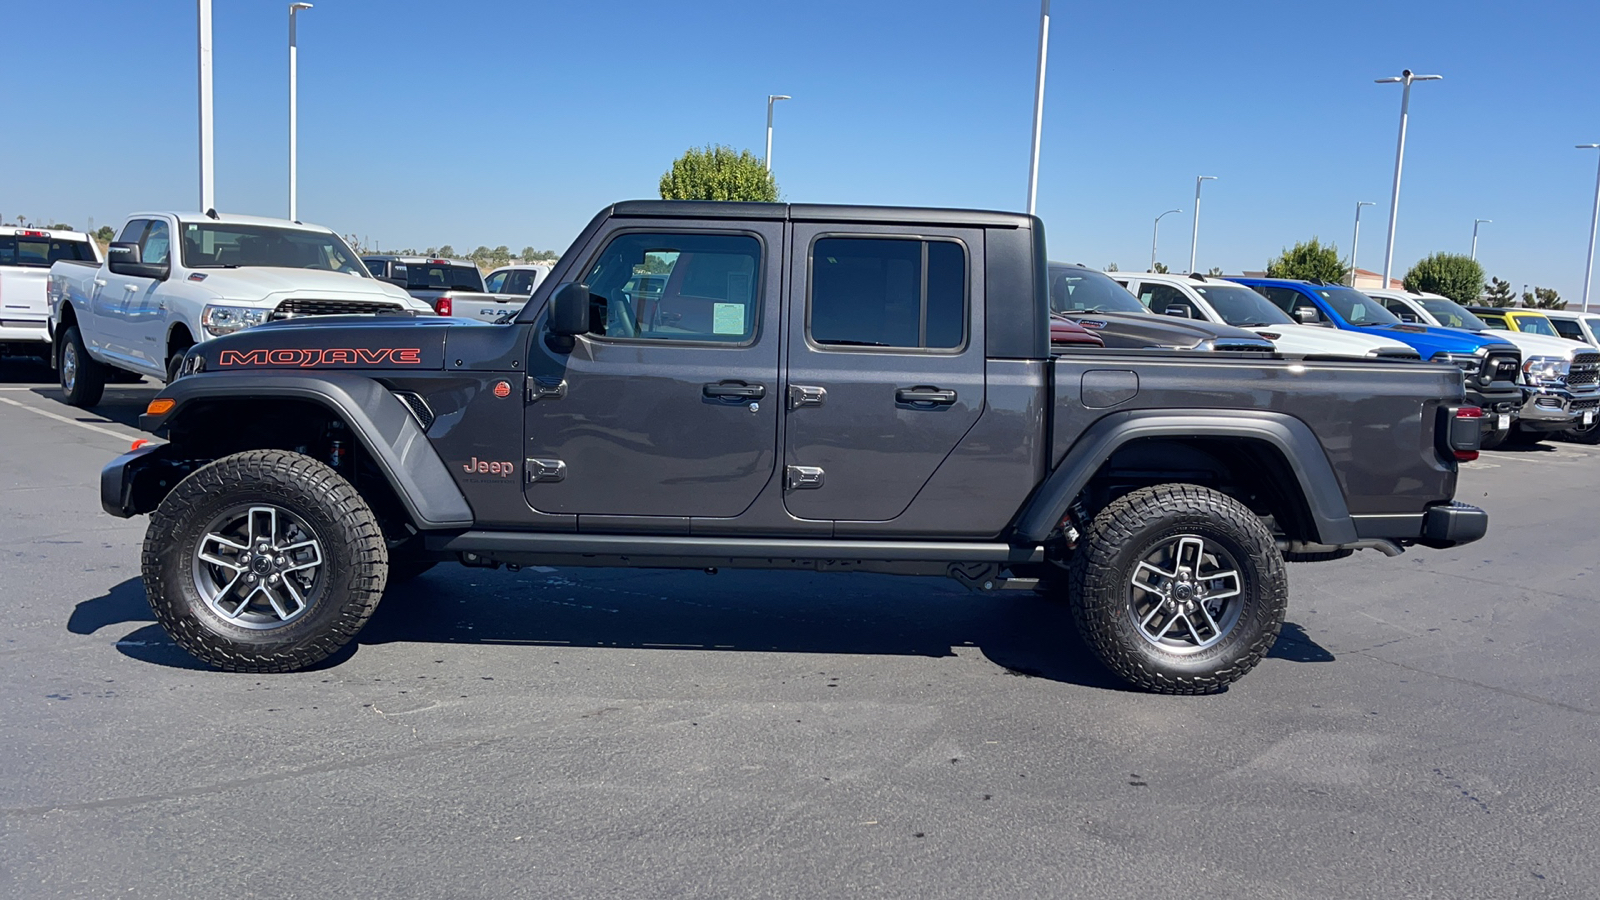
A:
[[1193, 284, 1293, 326], [1515, 314, 1559, 337], [402, 263, 484, 292], [180, 222, 368, 275], [1048, 266, 1144, 314], [0, 235, 95, 268], [1317, 287, 1400, 326], [1417, 297, 1489, 331]]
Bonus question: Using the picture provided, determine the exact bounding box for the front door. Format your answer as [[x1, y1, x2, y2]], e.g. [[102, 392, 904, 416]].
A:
[[126, 218, 173, 371], [523, 223, 783, 519], [782, 224, 986, 522]]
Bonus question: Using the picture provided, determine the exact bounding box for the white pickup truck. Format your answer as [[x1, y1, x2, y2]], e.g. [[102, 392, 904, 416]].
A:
[[1, 227, 101, 360], [49, 212, 434, 406]]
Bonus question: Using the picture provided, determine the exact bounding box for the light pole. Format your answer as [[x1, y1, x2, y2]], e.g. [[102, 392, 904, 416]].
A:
[[1349, 200, 1375, 285], [1469, 218, 1491, 261], [198, 0, 214, 212], [289, 3, 313, 221], [764, 94, 790, 174], [1026, 0, 1051, 215], [1151, 209, 1181, 272], [1579, 144, 1600, 313], [1375, 69, 1442, 288], [1188, 175, 1216, 274]]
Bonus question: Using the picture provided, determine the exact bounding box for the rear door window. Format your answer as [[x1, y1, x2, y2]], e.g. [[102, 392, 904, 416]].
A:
[[1135, 283, 1200, 318], [808, 237, 966, 350], [405, 263, 484, 291]]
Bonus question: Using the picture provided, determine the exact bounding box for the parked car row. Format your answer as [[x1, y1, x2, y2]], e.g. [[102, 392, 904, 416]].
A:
[[1037, 266, 1598, 446]]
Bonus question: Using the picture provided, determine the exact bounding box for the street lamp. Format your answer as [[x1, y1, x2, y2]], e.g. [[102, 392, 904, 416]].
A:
[[1470, 218, 1491, 261], [1026, 0, 1051, 215], [764, 94, 790, 174], [1375, 69, 1443, 287], [1578, 145, 1600, 314], [288, 2, 313, 221], [1151, 209, 1181, 272], [1349, 201, 1375, 286], [1188, 175, 1216, 274], [198, 0, 214, 212]]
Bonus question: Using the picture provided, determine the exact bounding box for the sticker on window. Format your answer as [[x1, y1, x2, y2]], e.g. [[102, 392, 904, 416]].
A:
[[713, 303, 746, 335]]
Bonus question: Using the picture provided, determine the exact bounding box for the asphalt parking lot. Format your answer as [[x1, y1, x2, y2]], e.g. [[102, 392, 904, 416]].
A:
[[3, 356, 1598, 900]]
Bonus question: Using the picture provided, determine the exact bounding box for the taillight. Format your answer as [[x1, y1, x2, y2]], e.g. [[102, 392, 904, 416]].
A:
[[1454, 406, 1483, 461], [434, 296, 452, 316]]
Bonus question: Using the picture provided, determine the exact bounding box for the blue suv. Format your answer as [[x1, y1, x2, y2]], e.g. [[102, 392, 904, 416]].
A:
[[1229, 278, 1524, 435]]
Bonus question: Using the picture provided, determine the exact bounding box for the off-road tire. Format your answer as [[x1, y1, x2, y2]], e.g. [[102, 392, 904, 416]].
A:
[[142, 450, 387, 672], [1066, 484, 1288, 694], [58, 325, 106, 407]]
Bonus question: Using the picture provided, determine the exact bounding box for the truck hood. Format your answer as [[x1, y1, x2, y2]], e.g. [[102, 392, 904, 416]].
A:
[[1354, 321, 1512, 356], [186, 315, 488, 373], [1061, 311, 1275, 351], [1482, 328, 1587, 361], [196, 267, 428, 310], [1249, 323, 1417, 358]]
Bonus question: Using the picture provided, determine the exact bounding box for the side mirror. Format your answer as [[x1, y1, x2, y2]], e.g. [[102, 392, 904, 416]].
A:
[[106, 242, 170, 281], [1295, 307, 1320, 324], [1398, 312, 1419, 323], [1163, 304, 1191, 318], [544, 281, 591, 351]]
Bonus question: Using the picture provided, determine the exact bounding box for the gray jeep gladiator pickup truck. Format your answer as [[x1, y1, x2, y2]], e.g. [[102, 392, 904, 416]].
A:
[[103, 201, 1487, 693]]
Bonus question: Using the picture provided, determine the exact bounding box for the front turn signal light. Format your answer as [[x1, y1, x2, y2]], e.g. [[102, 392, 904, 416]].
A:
[[146, 398, 176, 416]]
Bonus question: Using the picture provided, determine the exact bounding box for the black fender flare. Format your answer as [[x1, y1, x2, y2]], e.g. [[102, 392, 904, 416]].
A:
[[136, 372, 474, 529], [1014, 409, 1356, 545]]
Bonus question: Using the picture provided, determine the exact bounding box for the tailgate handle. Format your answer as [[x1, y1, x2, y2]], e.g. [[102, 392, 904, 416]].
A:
[[895, 386, 957, 406], [703, 381, 765, 400]]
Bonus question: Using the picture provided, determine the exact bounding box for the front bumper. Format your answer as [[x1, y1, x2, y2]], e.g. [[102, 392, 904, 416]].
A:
[[100, 442, 193, 518], [1517, 384, 1600, 432]]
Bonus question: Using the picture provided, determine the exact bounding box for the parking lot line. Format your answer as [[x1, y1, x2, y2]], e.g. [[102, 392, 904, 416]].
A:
[[0, 396, 138, 442]]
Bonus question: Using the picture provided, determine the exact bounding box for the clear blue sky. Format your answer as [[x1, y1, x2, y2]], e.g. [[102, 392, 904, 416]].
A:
[[6, 1, 1600, 302]]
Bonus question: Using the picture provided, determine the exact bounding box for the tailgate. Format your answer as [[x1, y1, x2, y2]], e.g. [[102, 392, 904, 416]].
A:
[[444, 292, 529, 321], [0, 267, 50, 323]]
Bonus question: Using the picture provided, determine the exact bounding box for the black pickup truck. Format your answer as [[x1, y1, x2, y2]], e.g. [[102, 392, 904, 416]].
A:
[[103, 201, 1487, 693]]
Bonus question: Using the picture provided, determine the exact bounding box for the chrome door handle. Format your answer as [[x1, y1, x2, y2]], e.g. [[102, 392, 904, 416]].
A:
[[93, 278, 107, 287], [895, 386, 957, 406], [123, 284, 138, 291]]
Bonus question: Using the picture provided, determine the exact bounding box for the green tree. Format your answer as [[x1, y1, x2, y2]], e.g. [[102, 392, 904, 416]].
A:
[[1207, 267, 1223, 277], [659, 145, 778, 202], [436, 244, 455, 258], [1482, 277, 1515, 307], [1266, 238, 1344, 282], [1152, 262, 1169, 274], [1402, 252, 1484, 306], [520, 246, 538, 262], [1104, 262, 1119, 272], [1521, 286, 1566, 310], [471, 246, 491, 260], [93, 225, 114, 243], [48, 222, 74, 231], [492, 245, 511, 260]]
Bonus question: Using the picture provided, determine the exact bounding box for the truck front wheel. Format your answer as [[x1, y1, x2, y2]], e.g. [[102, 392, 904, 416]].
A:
[[1066, 484, 1288, 694], [142, 450, 388, 672], [58, 325, 106, 407]]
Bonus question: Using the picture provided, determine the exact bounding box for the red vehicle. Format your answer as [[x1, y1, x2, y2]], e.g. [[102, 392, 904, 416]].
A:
[[1050, 315, 1104, 348]]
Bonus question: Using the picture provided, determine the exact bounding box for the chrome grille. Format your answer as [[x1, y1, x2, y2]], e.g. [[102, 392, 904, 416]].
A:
[[270, 299, 406, 319], [1567, 353, 1599, 387]]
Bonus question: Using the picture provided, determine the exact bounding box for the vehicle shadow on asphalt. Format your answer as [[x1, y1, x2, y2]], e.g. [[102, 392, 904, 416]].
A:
[[72, 573, 1336, 689]]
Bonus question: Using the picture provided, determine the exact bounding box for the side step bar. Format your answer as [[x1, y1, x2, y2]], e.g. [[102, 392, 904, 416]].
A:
[[427, 531, 1045, 564]]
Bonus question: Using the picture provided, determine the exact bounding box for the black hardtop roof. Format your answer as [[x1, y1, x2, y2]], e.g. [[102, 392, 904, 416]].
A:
[[607, 200, 1034, 229]]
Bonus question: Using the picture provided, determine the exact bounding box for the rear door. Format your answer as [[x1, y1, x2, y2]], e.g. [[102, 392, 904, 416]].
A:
[[782, 223, 985, 522], [523, 222, 783, 519]]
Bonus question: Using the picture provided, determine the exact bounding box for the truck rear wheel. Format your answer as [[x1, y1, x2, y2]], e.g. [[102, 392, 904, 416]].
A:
[[142, 450, 387, 672], [58, 325, 106, 407], [1066, 484, 1288, 694]]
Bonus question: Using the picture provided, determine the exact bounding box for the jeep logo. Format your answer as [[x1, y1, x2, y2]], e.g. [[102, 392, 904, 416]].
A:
[[461, 457, 514, 477]]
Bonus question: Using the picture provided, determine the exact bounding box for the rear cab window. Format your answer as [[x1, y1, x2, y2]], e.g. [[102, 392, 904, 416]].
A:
[[807, 237, 966, 350], [0, 232, 97, 267], [403, 263, 484, 292]]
